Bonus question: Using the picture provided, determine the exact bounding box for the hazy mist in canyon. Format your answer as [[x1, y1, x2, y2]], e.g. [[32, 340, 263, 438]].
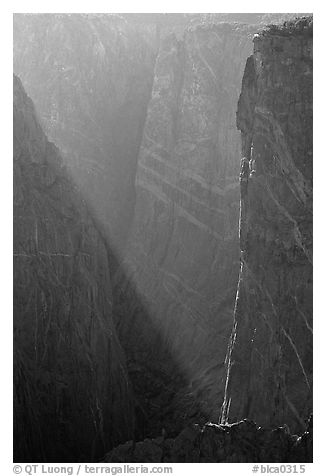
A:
[[13, 13, 313, 464]]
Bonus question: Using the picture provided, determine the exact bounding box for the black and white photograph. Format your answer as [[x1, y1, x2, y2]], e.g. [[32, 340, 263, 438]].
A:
[[8, 1, 317, 472]]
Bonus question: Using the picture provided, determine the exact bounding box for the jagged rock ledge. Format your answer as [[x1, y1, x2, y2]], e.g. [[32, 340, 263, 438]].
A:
[[103, 416, 312, 463]]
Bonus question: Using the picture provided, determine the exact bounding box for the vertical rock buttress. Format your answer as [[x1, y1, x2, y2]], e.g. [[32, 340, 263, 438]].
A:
[[221, 17, 313, 433]]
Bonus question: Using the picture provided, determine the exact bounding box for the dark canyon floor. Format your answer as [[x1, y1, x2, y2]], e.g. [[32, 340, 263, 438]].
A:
[[13, 13, 313, 463]]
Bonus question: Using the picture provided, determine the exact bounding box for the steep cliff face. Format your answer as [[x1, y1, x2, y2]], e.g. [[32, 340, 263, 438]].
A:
[[13, 14, 157, 254], [13, 13, 313, 462], [13, 75, 133, 462], [114, 23, 256, 437], [221, 17, 313, 433]]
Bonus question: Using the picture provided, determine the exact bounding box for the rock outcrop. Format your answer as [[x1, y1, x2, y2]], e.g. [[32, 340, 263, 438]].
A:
[[13, 75, 133, 462], [103, 416, 312, 463], [221, 17, 313, 434], [114, 23, 257, 438]]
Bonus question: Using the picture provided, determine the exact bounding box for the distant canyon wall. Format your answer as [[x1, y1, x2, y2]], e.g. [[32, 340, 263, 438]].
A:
[[221, 17, 313, 433], [14, 14, 157, 255], [114, 23, 257, 437]]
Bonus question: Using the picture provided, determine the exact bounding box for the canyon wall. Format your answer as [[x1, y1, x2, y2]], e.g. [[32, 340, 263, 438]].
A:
[[13, 75, 133, 462], [13, 14, 312, 461], [13, 14, 300, 256], [114, 23, 256, 438], [13, 14, 259, 440], [221, 17, 313, 434], [13, 14, 157, 254]]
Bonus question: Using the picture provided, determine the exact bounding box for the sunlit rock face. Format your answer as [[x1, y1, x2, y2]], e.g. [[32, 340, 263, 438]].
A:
[[221, 17, 313, 433], [13, 14, 157, 255], [114, 23, 256, 438], [13, 75, 133, 462]]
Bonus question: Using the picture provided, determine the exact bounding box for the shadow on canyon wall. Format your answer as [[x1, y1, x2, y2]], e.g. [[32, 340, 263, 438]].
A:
[[13, 13, 313, 464], [13, 74, 207, 462]]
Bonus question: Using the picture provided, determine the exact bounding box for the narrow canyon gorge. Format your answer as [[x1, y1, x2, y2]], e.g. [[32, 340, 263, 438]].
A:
[[13, 13, 313, 463]]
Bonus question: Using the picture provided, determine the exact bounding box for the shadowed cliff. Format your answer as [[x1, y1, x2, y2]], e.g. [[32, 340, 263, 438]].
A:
[[13, 74, 135, 461], [13, 13, 259, 440], [13, 13, 313, 463], [13, 73, 199, 461], [221, 16, 313, 434], [102, 16, 313, 463]]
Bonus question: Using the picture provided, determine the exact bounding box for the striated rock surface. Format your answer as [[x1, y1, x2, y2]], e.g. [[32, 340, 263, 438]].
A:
[[114, 23, 256, 438], [13, 14, 157, 254], [221, 17, 313, 433], [103, 416, 312, 463], [13, 14, 313, 462], [13, 75, 134, 462], [14, 14, 293, 254]]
